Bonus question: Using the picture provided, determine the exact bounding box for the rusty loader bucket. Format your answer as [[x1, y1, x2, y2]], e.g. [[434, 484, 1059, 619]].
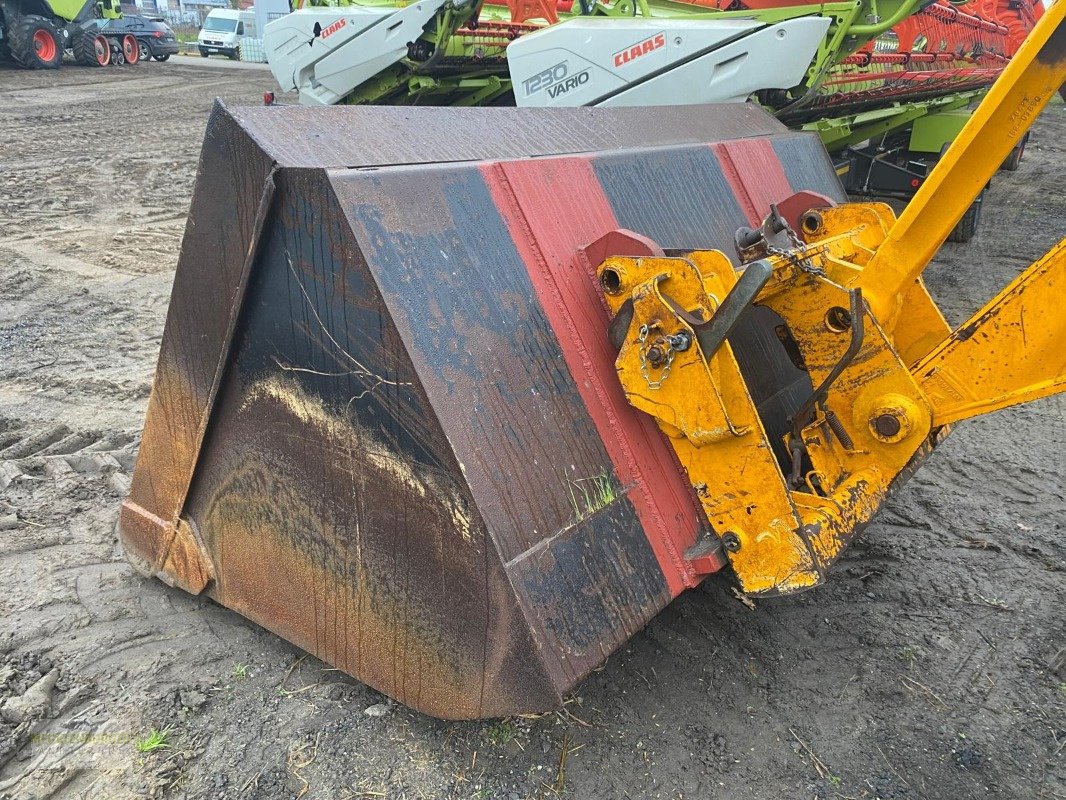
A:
[[126, 12, 1066, 720], [120, 102, 859, 719]]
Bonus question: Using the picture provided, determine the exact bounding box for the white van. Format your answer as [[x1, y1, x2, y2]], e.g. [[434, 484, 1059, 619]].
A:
[[198, 8, 255, 60]]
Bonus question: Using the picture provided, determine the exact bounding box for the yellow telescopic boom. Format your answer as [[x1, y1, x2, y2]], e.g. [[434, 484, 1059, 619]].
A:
[[858, 3, 1066, 322]]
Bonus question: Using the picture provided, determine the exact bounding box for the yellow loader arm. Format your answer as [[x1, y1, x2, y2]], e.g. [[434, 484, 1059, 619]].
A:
[[598, 4, 1066, 595]]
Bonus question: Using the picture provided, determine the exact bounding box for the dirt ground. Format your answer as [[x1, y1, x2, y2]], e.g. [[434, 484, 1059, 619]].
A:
[[0, 60, 1063, 800]]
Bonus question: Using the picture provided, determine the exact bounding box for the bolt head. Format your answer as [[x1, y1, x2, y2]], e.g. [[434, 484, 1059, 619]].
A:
[[872, 413, 902, 438], [722, 532, 742, 552]]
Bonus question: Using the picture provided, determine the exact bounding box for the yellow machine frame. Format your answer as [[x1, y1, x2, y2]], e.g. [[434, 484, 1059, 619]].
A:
[[598, 5, 1066, 595]]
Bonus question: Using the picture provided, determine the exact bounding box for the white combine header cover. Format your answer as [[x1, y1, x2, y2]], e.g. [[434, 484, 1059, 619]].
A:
[[262, 1, 830, 108]]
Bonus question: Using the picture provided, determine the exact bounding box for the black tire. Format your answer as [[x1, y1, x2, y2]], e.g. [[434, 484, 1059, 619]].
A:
[[1000, 132, 1028, 172], [154, 53, 170, 62], [947, 195, 983, 243], [73, 27, 108, 66], [9, 15, 63, 70], [228, 48, 238, 60], [138, 39, 152, 61], [199, 48, 209, 57]]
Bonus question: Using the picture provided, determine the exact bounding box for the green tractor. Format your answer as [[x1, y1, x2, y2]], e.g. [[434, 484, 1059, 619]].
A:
[[0, 0, 143, 68]]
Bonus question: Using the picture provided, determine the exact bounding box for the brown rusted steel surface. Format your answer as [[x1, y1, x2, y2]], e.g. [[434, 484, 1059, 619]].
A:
[[122, 102, 850, 719]]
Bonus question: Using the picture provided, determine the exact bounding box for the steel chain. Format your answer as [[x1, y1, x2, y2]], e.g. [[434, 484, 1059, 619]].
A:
[[769, 222, 824, 277], [638, 324, 676, 389]]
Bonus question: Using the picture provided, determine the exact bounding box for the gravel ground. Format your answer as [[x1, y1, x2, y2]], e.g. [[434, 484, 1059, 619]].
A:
[[0, 60, 1063, 800]]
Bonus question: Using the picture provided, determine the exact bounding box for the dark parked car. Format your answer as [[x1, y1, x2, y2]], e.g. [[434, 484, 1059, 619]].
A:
[[103, 15, 179, 61]]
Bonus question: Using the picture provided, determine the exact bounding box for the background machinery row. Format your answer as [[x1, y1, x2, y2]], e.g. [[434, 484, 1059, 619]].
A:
[[264, 0, 1045, 238]]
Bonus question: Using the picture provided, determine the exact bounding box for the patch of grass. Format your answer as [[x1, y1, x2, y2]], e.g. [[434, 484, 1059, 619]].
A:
[[233, 662, 249, 680], [565, 470, 618, 522], [135, 727, 172, 754], [898, 645, 919, 664], [484, 720, 518, 746], [1058, 683, 1066, 697]]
